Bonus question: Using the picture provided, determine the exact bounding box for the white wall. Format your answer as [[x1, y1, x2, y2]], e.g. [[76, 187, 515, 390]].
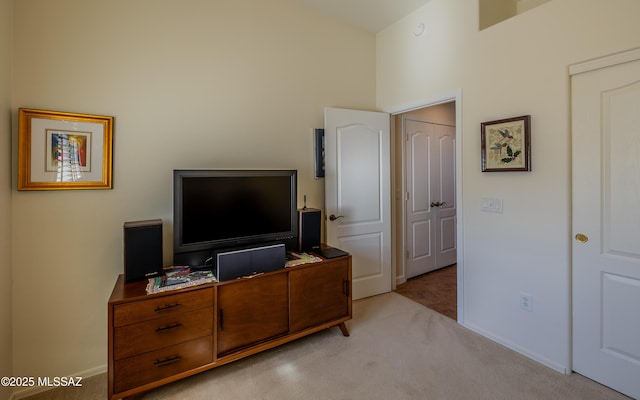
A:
[[1, 0, 13, 399], [377, 0, 640, 372], [11, 0, 376, 388]]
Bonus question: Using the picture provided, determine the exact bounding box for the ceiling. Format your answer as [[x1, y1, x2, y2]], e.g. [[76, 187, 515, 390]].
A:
[[292, 0, 433, 33]]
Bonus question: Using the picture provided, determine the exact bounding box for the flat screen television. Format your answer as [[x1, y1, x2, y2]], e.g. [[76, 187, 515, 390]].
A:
[[173, 169, 298, 268]]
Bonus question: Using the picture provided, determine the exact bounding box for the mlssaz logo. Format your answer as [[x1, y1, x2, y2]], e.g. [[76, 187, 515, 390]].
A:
[[38, 377, 83, 387]]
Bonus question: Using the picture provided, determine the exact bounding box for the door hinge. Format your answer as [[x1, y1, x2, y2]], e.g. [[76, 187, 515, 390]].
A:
[[405, 192, 410, 201]]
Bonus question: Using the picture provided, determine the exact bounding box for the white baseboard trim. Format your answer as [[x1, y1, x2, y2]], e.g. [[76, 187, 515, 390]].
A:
[[11, 364, 107, 400], [463, 321, 569, 375]]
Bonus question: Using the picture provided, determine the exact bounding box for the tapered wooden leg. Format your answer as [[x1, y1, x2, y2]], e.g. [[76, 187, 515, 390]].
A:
[[338, 322, 350, 337]]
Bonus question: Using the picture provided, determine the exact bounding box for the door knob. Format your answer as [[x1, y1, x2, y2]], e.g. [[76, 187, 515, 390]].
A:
[[430, 201, 446, 207], [575, 233, 589, 243], [329, 214, 344, 221]]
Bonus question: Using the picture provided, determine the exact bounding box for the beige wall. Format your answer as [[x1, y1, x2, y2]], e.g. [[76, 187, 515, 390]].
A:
[[517, 0, 551, 14], [377, 0, 640, 372], [1, 0, 13, 398], [480, 0, 551, 30], [11, 0, 376, 386], [479, 0, 516, 30]]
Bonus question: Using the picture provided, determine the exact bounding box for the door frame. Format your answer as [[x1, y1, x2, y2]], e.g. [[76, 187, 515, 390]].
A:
[[384, 89, 464, 324]]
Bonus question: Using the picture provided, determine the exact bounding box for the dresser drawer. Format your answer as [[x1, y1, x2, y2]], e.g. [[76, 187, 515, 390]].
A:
[[114, 336, 213, 394], [113, 288, 213, 327], [114, 307, 213, 360]]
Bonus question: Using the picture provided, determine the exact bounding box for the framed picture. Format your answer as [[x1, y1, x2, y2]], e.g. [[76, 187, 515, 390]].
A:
[[18, 108, 114, 190], [314, 128, 325, 178], [481, 115, 531, 172]]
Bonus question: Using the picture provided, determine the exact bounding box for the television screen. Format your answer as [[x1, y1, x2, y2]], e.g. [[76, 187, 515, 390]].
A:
[[173, 169, 298, 267]]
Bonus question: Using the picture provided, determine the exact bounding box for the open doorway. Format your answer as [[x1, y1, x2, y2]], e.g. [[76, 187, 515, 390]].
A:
[[391, 100, 459, 321], [395, 264, 457, 319]]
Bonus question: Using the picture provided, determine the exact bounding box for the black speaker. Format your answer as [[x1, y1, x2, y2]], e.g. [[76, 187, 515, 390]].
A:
[[123, 219, 163, 283], [216, 244, 286, 281], [298, 208, 321, 252]]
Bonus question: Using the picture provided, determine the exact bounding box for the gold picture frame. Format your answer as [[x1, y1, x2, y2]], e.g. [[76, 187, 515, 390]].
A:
[[481, 115, 531, 172], [18, 108, 114, 190]]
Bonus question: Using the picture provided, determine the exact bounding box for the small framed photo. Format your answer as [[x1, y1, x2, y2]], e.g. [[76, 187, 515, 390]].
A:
[[481, 115, 531, 172], [314, 128, 325, 178], [18, 108, 114, 190]]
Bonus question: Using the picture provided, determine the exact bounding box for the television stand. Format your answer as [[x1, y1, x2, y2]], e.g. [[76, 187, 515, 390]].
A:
[[107, 251, 351, 399]]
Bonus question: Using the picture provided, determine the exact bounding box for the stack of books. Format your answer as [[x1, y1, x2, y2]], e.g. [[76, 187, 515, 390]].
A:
[[285, 252, 322, 267], [146, 266, 217, 294]]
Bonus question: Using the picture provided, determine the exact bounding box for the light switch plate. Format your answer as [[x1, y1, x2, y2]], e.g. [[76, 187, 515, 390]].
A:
[[480, 197, 503, 213]]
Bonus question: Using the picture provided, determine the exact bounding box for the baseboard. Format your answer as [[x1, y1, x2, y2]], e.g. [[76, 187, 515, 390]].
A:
[[463, 321, 569, 375], [11, 364, 107, 400]]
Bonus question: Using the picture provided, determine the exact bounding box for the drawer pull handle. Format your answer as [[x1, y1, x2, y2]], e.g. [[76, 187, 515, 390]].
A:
[[154, 303, 182, 312], [155, 323, 183, 333], [343, 280, 350, 297], [154, 355, 181, 367]]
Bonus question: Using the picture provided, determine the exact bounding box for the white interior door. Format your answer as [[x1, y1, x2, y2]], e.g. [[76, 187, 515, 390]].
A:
[[405, 118, 456, 279], [324, 107, 391, 300], [571, 48, 640, 399]]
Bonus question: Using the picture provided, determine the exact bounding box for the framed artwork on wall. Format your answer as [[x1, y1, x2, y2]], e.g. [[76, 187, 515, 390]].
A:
[[18, 108, 114, 190], [481, 115, 531, 172], [314, 128, 325, 178]]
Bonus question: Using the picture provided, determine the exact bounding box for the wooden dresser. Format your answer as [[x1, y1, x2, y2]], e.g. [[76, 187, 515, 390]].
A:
[[108, 254, 351, 399]]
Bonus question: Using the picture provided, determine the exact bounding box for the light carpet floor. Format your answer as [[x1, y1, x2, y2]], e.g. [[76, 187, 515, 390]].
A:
[[25, 292, 629, 400]]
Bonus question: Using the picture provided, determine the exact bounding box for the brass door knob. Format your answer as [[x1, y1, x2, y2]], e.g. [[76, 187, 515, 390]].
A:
[[575, 233, 589, 243]]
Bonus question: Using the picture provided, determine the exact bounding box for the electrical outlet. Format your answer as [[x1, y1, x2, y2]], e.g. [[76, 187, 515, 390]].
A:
[[520, 293, 532, 312]]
